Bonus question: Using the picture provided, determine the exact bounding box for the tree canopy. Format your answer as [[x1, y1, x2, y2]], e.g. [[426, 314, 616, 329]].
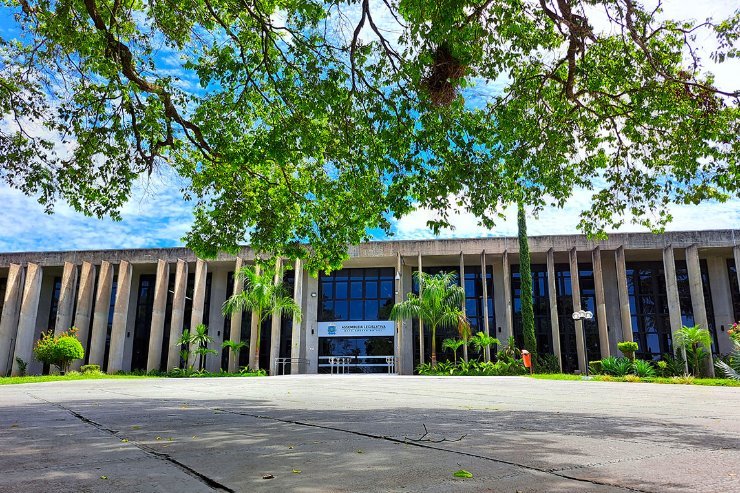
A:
[[0, 0, 737, 272]]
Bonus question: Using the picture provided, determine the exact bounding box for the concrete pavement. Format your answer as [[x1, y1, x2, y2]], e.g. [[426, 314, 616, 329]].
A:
[[1, 375, 739, 492]]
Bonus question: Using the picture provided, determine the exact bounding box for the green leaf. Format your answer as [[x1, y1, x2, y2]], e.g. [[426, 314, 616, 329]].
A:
[[453, 469, 473, 478]]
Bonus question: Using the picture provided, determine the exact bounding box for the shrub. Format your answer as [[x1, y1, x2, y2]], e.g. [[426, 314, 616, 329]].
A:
[[674, 325, 712, 377], [632, 359, 656, 378], [671, 375, 695, 385], [33, 328, 85, 373], [715, 323, 740, 380], [617, 341, 639, 361], [659, 353, 686, 377], [624, 374, 641, 383], [14, 357, 27, 376], [80, 364, 101, 374], [600, 357, 632, 377], [536, 354, 561, 374], [588, 360, 603, 375]]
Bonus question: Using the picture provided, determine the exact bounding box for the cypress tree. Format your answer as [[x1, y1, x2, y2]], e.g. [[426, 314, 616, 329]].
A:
[[518, 203, 537, 360]]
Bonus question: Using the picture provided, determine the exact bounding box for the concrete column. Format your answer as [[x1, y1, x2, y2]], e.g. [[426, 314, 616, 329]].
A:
[[706, 256, 735, 354], [54, 262, 78, 336], [569, 248, 586, 373], [501, 250, 513, 341], [492, 255, 507, 342], [206, 269, 227, 372], [228, 257, 244, 373], [417, 252, 424, 365], [686, 244, 713, 376], [459, 252, 468, 363], [107, 261, 132, 374], [395, 252, 403, 373], [480, 251, 490, 362], [546, 249, 562, 371], [601, 253, 623, 355], [290, 258, 304, 374], [166, 259, 188, 370], [88, 261, 114, 367], [187, 258, 208, 369], [12, 263, 43, 376], [146, 260, 170, 372], [615, 246, 634, 342], [304, 274, 319, 373], [248, 264, 261, 371], [662, 246, 683, 350], [591, 247, 610, 359], [70, 262, 95, 371], [269, 258, 284, 376], [0, 264, 24, 376]]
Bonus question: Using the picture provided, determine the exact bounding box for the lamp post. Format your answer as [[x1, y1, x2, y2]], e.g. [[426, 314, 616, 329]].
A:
[[572, 310, 593, 377]]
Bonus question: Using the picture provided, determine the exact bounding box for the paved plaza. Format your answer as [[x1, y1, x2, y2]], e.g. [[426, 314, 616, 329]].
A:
[[1, 375, 739, 492]]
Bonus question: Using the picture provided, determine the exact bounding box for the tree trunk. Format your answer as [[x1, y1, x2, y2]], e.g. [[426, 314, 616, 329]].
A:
[[431, 326, 437, 367], [518, 203, 537, 360], [463, 341, 468, 363]]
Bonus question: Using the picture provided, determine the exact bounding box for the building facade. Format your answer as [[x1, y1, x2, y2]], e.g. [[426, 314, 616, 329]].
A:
[[1, 230, 739, 377]]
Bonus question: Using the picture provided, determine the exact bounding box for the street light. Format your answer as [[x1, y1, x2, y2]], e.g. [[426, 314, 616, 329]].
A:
[[572, 310, 593, 376]]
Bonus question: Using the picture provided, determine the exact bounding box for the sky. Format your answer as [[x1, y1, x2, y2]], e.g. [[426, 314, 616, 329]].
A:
[[0, 0, 738, 253]]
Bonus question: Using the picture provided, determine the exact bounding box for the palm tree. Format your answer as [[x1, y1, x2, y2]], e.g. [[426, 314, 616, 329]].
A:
[[442, 338, 465, 364], [223, 262, 302, 372], [222, 340, 248, 372], [176, 329, 192, 368], [457, 313, 472, 363], [188, 324, 215, 371], [390, 271, 464, 367], [674, 325, 712, 377], [470, 331, 500, 360]]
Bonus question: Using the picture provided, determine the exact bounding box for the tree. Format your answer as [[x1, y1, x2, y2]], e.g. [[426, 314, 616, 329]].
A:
[[390, 271, 464, 367], [32, 328, 84, 374], [715, 324, 739, 380], [457, 313, 472, 363], [176, 329, 192, 369], [470, 332, 500, 360], [0, 1, 736, 273], [187, 324, 216, 371], [441, 338, 464, 364], [222, 262, 301, 371], [518, 204, 537, 361], [674, 325, 712, 377], [222, 340, 248, 372]]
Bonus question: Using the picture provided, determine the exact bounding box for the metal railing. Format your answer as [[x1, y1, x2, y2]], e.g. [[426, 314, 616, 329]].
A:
[[319, 355, 395, 374], [274, 357, 309, 375]]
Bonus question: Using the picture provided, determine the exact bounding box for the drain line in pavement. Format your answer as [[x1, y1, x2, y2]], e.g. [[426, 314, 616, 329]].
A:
[[25, 393, 234, 493]]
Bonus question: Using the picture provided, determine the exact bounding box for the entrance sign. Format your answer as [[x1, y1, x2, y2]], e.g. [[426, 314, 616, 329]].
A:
[[318, 321, 395, 337]]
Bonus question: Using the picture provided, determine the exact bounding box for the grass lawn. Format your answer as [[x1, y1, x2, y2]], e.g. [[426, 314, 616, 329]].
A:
[[530, 373, 740, 387], [0, 373, 159, 385]]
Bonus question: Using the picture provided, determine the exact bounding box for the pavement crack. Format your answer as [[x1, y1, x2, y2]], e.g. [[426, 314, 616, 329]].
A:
[[25, 392, 234, 493], [214, 406, 653, 493]]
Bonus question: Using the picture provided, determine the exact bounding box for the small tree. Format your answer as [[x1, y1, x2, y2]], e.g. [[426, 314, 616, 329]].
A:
[[716, 323, 740, 380], [390, 271, 464, 367], [470, 332, 500, 360], [441, 338, 465, 364], [176, 329, 192, 369], [457, 314, 472, 363], [617, 341, 639, 362], [188, 324, 216, 371], [33, 328, 84, 373], [674, 325, 712, 377], [223, 262, 302, 371], [222, 340, 248, 372]]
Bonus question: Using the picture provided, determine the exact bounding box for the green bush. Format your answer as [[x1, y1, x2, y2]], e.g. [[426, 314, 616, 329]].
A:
[[33, 329, 85, 373], [617, 341, 639, 361], [415, 359, 527, 376], [632, 359, 656, 378], [14, 357, 28, 376], [536, 354, 561, 374], [79, 364, 101, 374], [658, 353, 686, 377], [588, 360, 603, 375], [600, 357, 632, 376]]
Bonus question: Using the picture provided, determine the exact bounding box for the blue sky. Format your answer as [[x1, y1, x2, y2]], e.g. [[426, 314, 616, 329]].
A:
[[0, 0, 738, 253]]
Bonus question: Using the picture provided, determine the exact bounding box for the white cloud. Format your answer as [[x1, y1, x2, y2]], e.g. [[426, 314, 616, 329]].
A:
[[391, 190, 740, 240]]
